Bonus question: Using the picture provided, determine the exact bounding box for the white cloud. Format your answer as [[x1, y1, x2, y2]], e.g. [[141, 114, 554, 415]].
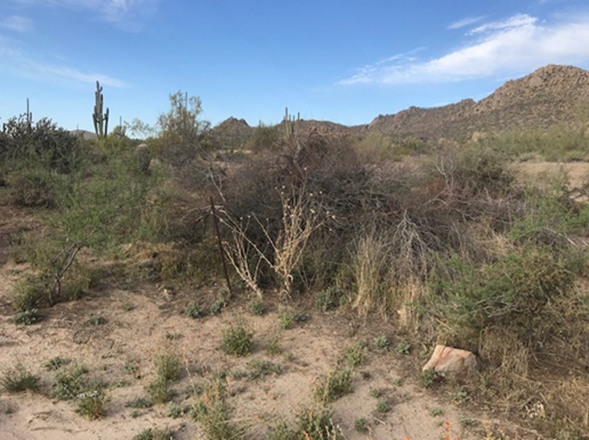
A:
[[13, 0, 158, 30], [448, 16, 485, 30], [0, 38, 125, 87], [0, 15, 33, 32], [339, 13, 589, 86]]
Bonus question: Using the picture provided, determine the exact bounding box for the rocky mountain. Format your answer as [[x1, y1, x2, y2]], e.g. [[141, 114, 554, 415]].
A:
[[367, 64, 589, 140], [212, 65, 589, 145]]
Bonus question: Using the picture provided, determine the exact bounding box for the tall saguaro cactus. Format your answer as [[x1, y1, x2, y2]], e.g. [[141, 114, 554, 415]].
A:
[[92, 81, 109, 138], [283, 107, 300, 141]]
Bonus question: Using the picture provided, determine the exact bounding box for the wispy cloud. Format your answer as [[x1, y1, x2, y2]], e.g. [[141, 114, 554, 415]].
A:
[[0, 38, 125, 87], [448, 16, 485, 30], [13, 0, 159, 30], [339, 13, 589, 86], [0, 15, 33, 32]]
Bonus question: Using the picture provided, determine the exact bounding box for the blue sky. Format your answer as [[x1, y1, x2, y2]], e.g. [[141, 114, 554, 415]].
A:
[[2, 0, 589, 132]]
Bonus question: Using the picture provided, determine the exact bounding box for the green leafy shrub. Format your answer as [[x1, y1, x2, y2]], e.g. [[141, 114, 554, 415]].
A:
[[0, 363, 39, 393], [53, 365, 88, 400], [11, 274, 47, 312], [314, 368, 353, 403], [185, 302, 204, 319], [14, 308, 42, 325], [345, 340, 367, 367], [222, 321, 254, 357], [76, 388, 109, 420]]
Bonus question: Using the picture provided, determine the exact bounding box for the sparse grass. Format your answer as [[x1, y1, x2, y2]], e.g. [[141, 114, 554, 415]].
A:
[[278, 309, 308, 330], [222, 320, 254, 357], [430, 408, 444, 417], [314, 368, 353, 403], [315, 287, 340, 312], [146, 377, 173, 404], [45, 356, 69, 371], [132, 428, 176, 440], [11, 274, 46, 312], [265, 331, 284, 356], [248, 359, 283, 380], [153, 350, 180, 382], [369, 387, 383, 398], [121, 300, 134, 311], [294, 404, 343, 439], [0, 363, 39, 393], [14, 308, 42, 325], [127, 397, 153, 409], [166, 403, 185, 418]]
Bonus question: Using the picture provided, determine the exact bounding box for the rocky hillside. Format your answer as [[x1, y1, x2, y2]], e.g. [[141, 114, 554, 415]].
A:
[[367, 64, 589, 140], [212, 65, 589, 144]]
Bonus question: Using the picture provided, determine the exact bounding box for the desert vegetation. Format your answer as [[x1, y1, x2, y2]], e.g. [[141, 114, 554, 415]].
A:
[[1, 88, 589, 440]]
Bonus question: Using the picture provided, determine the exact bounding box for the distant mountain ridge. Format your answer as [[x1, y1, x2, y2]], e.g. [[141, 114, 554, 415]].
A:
[[212, 64, 589, 143]]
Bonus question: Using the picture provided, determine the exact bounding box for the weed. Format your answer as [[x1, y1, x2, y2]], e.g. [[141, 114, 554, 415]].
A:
[[76, 388, 108, 420], [222, 321, 254, 357], [278, 309, 308, 330], [210, 297, 226, 315], [11, 274, 46, 312], [394, 342, 411, 355], [124, 360, 143, 379], [248, 359, 284, 380], [372, 335, 390, 351], [249, 299, 267, 316], [315, 287, 340, 312], [430, 408, 444, 417], [267, 419, 294, 440], [391, 377, 403, 387], [419, 369, 438, 389], [0, 363, 39, 393], [167, 403, 185, 418], [85, 314, 106, 326], [132, 428, 176, 440], [127, 397, 153, 409], [354, 417, 371, 434], [265, 332, 284, 356], [121, 300, 134, 311], [369, 387, 383, 398], [185, 302, 204, 319], [295, 404, 343, 439], [450, 386, 470, 404], [14, 308, 42, 325], [53, 365, 88, 400], [45, 357, 69, 371], [375, 399, 391, 413], [153, 350, 180, 382], [345, 340, 367, 367], [146, 377, 173, 404], [314, 368, 353, 403]]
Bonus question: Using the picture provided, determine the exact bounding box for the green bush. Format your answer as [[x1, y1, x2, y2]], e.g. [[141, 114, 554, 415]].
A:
[[11, 274, 47, 312], [314, 368, 353, 403], [222, 321, 254, 357], [0, 362, 39, 393]]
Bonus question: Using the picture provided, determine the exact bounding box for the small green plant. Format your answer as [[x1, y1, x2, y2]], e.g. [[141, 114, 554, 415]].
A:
[[267, 419, 294, 440], [265, 332, 284, 356], [314, 368, 353, 403], [369, 387, 383, 398], [375, 399, 391, 413], [11, 274, 46, 312], [278, 309, 309, 330], [85, 313, 106, 326], [372, 335, 390, 351], [132, 428, 176, 440], [127, 397, 153, 409], [354, 417, 371, 434], [145, 377, 173, 404], [210, 297, 226, 315], [185, 302, 204, 319], [124, 360, 143, 379], [394, 341, 411, 355], [295, 404, 342, 439], [167, 403, 185, 418], [345, 340, 367, 367], [248, 359, 284, 380], [0, 363, 39, 393], [153, 350, 180, 382], [451, 386, 471, 404], [121, 300, 134, 311], [222, 321, 254, 357], [430, 408, 444, 417], [14, 308, 42, 325], [53, 365, 88, 400], [419, 369, 438, 389], [249, 299, 267, 316], [76, 388, 109, 420], [315, 287, 340, 312], [45, 356, 69, 371]]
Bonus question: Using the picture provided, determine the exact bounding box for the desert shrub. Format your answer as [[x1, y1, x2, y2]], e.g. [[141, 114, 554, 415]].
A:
[[14, 308, 42, 325], [133, 428, 176, 440], [76, 387, 109, 420], [53, 365, 88, 400], [153, 349, 181, 383], [344, 340, 367, 367], [246, 124, 281, 151], [11, 274, 47, 312], [294, 405, 342, 440]]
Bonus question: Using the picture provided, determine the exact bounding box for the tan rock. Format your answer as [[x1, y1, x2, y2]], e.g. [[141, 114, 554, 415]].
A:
[[422, 345, 478, 377]]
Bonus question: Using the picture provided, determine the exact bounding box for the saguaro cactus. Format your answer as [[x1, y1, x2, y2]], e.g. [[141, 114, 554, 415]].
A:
[[92, 81, 109, 138], [283, 107, 300, 141]]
